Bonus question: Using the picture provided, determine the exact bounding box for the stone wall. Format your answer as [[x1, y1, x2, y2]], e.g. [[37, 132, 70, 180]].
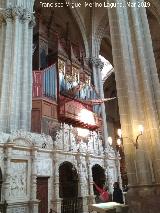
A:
[[0, 126, 120, 213]]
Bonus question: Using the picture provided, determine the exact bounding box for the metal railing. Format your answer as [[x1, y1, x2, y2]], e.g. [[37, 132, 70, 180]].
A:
[[61, 197, 83, 213]]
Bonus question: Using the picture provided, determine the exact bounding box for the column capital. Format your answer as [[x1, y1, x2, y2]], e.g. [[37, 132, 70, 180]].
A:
[[0, 8, 12, 22], [12, 7, 23, 20], [89, 57, 104, 70], [0, 7, 34, 22], [22, 9, 32, 22], [29, 15, 36, 28]]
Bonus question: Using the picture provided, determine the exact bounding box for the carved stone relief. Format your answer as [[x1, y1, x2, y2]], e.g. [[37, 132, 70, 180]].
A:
[[36, 159, 52, 176], [78, 157, 89, 196], [0, 148, 4, 161], [104, 144, 116, 159], [7, 206, 28, 213], [8, 130, 53, 149], [54, 123, 104, 155], [9, 160, 28, 199]]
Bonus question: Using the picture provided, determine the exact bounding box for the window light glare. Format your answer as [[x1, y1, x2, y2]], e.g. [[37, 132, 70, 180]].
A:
[[117, 129, 122, 138], [117, 139, 121, 146], [138, 124, 144, 134], [108, 137, 113, 145]]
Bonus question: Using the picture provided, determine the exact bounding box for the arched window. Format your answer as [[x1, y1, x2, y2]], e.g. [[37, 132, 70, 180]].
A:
[[99, 55, 113, 81]]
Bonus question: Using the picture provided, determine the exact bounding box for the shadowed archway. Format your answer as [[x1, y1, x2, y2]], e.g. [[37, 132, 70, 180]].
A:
[[59, 162, 78, 198], [92, 164, 106, 196]]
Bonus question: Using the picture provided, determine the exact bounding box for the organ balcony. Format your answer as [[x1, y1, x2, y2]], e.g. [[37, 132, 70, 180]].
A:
[[32, 60, 102, 135]]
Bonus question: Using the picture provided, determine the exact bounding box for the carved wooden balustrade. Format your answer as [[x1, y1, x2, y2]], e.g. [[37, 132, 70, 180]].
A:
[[59, 95, 101, 130]]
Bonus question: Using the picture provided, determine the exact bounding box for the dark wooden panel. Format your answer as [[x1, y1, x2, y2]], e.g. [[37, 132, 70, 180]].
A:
[[42, 100, 57, 119], [37, 177, 49, 213], [31, 110, 41, 133]]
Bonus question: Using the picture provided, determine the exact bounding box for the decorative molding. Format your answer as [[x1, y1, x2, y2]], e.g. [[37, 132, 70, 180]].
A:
[[54, 123, 104, 155], [0, 130, 53, 149], [8, 207, 27, 213], [104, 144, 117, 159]]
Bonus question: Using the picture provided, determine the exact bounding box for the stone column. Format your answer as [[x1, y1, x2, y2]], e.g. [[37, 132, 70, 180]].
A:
[[3, 140, 14, 202], [86, 155, 95, 205], [129, 0, 160, 183], [90, 58, 109, 148], [108, 0, 153, 186], [20, 9, 32, 130], [30, 146, 39, 213], [104, 145, 118, 194], [0, 8, 13, 132], [108, 0, 160, 212], [10, 8, 23, 129], [76, 154, 89, 213], [0, 3, 35, 132], [52, 157, 61, 213]]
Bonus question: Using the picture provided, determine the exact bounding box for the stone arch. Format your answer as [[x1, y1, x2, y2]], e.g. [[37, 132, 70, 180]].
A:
[[93, 12, 110, 58], [59, 161, 79, 198], [68, 6, 90, 57], [92, 164, 106, 196], [33, 0, 89, 58], [147, 0, 160, 24], [146, 5, 160, 81]]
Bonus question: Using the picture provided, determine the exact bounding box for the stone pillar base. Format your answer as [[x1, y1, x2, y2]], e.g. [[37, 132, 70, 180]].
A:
[[126, 184, 160, 213], [82, 196, 89, 213], [51, 198, 62, 213], [29, 200, 39, 213], [88, 195, 96, 205]]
